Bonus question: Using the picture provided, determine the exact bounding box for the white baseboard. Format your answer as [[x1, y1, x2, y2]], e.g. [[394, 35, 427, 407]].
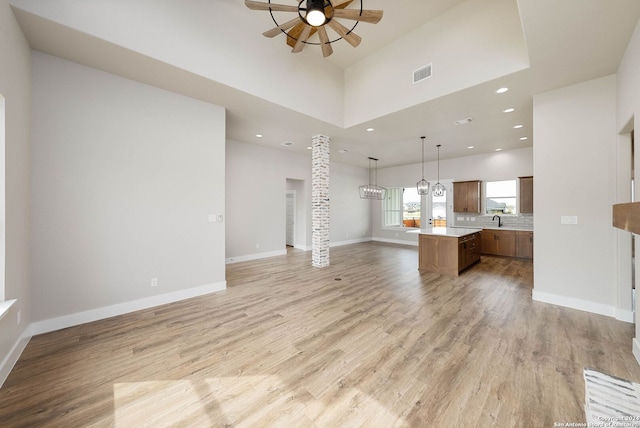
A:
[[634, 337, 640, 365], [293, 244, 311, 251], [616, 308, 635, 323], [0, 327, 32, 389], [372, 237, 419, 247], [30, 281, 227, 336], [226, 249, 287, 264], [532, 290, 633, 323], [330, 237, 372, 247]]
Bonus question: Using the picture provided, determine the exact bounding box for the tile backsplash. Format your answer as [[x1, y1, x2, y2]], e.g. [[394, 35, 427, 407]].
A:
[[452, 214, 533, 230]]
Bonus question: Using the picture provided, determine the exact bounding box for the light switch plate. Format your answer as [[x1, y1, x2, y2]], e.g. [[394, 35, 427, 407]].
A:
[[561, 216, 578, 225]]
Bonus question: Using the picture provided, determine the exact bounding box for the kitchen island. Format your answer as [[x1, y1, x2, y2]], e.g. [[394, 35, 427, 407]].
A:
[[408, 227, 482, 276]]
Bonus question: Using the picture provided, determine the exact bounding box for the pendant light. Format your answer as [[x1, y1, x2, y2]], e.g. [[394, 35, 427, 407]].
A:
[[416, 136, 429, 195], [433, 144, 445, 197], [359, 157, 386, 200]]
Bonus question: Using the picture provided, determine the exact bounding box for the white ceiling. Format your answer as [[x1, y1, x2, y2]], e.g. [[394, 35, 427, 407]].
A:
[[9, 0, 640, 168]]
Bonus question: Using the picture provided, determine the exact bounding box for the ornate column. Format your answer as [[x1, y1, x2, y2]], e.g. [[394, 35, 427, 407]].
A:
[[312, 134, 330, 268]]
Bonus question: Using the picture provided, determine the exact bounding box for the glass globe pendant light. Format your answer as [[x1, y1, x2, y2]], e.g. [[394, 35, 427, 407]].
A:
[[416, 136, 430, 195], [433, 144, 445, 197]]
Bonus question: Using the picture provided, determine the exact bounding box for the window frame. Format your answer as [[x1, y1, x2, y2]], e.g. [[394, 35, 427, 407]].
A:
[[485, 179, 517, 216], [382, 187, 422, 229]]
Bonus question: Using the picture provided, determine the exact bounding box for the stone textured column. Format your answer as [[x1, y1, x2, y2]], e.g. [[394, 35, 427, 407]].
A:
[[312, 134, 330, 268]]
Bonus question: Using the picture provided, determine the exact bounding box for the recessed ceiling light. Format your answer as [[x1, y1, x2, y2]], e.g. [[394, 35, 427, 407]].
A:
[[520, 137, 528, 141], [307, 146, 312, 150], [503, 108, 515, 113], [256, 134, 263, 138], [495, 148, 503, 151], [453, 117, 473, 125], [467, 145, 475, 149], [366, 128, 375, 132], [496, 87, 509, 94], [281, 141, 293, 147], [513, 124, 523, 129]]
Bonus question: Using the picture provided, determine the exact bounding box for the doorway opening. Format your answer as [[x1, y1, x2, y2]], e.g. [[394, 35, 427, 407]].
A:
[[424, 179, 453, 227]]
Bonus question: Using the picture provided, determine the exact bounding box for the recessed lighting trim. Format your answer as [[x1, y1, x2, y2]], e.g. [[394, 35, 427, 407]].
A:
[[281, 141, 293, 147], [495, 148, 503, 151], [467, 146, 475, 149], [366, 128, 375, 132], [453, 117, 473, 125], [307, 146, 312, 150], [513, 124, 523, 129], [256, 134, 263, 138], [503, 108, 515, 113], [496, 87, 509, 94], [520, 137, 528, 141]]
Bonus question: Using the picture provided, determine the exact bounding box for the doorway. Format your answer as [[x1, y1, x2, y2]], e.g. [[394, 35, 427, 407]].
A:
[[425, 179, 453, 227], [286, 191, 295, 247]]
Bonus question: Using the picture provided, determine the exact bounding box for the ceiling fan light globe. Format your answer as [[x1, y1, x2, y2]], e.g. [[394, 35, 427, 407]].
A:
[[306, 9, 326, 26]]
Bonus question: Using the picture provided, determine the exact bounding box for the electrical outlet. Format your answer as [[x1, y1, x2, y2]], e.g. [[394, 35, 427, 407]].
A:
[[151, 278, 158, 287], [561, 216, 578, 225]]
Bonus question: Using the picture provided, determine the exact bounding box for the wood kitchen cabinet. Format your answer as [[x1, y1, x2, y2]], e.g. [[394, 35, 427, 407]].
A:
[[453, 180, 481, 213], [481, 229, 516, 257], [515, 231, 533, 259], [419, 231, 481, 276], [458, 232, 481, 271], [519, 176, 533, 214]]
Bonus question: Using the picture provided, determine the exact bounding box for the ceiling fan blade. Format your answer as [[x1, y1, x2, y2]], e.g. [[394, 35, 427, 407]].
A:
[[328, 19, 361, 47], [263, 17, 302, 37], [333, 9, 383, 24], [292, 25, 313, 53], [245, 0, 298, 12], [287, 21, 309, 47], [317, 26, 333, 57]]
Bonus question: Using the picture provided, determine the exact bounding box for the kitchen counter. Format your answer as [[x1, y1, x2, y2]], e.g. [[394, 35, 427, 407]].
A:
[[411, 228, 482, 276], [479, 226, 533, 231], [407, 227, 482, 238]]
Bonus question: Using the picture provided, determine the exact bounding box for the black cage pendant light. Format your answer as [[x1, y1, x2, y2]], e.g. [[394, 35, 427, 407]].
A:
[[416, 136, 430, 195], [360, 157, 386, 200], [433, 144, 445, 197]]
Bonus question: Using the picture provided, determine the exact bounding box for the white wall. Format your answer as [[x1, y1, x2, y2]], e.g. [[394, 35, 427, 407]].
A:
[[226, 140, 371, 261], [373, 147, 533, 244], [0, 0, 32, 386], [10, 0, 345, 127], [617, 17, 640, 357], [344, 0, 529, 126], [30, 52, 226, 331], [532, 75, 621, 318]]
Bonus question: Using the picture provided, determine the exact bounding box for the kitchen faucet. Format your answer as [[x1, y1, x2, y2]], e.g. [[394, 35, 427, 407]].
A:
[[492, 215, 502, 227]]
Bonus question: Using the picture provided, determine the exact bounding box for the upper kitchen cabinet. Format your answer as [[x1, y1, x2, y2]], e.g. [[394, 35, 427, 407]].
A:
[[453, 180, 481, 213], [519, 176, 533, 214]]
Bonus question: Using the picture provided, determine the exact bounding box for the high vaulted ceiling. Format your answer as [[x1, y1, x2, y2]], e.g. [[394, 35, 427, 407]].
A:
[[9, 0, 640, 168]]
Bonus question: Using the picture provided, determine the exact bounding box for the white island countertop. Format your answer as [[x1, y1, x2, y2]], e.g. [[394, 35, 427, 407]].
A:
[[406, 227, 482, 238]]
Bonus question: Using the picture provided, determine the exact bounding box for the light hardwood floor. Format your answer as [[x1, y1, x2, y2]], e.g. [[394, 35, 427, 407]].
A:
[[1, 242, 639, 427]]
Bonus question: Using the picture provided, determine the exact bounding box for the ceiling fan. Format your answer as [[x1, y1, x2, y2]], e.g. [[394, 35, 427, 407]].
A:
[[245, 0, 383, 57]]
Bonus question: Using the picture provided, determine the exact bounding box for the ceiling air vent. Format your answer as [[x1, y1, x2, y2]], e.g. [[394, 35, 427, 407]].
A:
[[413, 64, 432, 84]]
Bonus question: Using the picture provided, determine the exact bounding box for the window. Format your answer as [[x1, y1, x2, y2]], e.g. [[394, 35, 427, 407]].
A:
[[485, 180, 516, 215], [383, 187, 421, 227]]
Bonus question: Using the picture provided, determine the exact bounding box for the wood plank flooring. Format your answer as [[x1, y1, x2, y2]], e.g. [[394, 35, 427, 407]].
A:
[[1, 242, 639, 427]]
